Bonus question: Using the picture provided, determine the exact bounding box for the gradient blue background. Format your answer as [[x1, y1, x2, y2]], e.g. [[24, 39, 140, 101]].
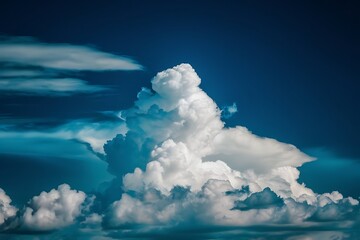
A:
[[0, 0, 359, 204]]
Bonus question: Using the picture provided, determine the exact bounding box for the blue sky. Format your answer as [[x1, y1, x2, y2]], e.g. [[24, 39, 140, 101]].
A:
[[0, 1, 359, 239]]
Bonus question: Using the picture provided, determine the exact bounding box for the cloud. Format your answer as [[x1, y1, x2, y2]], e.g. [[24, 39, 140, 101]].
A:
[[0, 36, 143, 95], [221, 102, 237, 119], [106, 179, 359, 229], [0, 37, 143, 71], [0, 118, 126, 156], [104, 64, 313, 182], [56, 119, 127, 155], [0, 118, 122, 205], [232, 187, 284, 211], [205, 127, 314, 173], [101, 64, 359, 237], [0, 188, 17, 227], [0, 64, 359, 238], [0, 78, 107, 95], [0, 69, 53, 77], [21, 184, 86, 231]]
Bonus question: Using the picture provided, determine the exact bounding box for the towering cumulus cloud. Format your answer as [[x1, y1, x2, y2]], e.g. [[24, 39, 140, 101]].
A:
[[104, 64, 359, 237]]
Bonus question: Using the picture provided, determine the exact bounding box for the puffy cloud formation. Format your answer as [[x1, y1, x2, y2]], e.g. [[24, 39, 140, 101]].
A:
[[21, 184, 86, 231], [104, 64, 312, 178], [0, 188, 17, 227], [103, 64, 359, 235]]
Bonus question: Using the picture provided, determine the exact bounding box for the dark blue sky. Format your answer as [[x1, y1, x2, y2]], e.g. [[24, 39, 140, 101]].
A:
[[0, 0, 359, 200]]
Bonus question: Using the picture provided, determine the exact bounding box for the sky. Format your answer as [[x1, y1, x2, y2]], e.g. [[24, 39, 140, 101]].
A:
[[0, 1, 359, 239]]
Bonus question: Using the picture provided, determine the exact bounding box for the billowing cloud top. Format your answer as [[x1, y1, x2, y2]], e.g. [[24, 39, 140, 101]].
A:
[[21, 184, 86, 231], [0, 64, 359, 239]]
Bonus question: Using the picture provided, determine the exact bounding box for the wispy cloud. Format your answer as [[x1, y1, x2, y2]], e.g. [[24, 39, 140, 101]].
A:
[[0, 37, 143, 95], [0, 117, 126, 157], [0, 78, 107, 95], [0, 37, 143, 71], [221, 102, 238, 119], [0, 69, 54, 78]]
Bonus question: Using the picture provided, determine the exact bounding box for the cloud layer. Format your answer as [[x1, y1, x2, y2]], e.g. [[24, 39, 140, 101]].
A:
[[0, 37, 143, 95], [0, 64, 358, 239]]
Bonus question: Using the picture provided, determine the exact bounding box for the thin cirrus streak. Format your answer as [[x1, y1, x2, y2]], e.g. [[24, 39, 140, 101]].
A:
[[0, 37, 143, 71], [0, 37, 143, 95], [0, 78, 107, 95]]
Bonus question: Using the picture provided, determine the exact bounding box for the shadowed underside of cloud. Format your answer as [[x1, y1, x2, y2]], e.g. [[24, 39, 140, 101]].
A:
[[0, 37, 143, 95], [0, 64, 359, 239]]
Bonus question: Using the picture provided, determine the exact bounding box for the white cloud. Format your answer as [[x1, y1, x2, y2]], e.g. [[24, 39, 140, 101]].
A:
[[21, 184, 86, 231], [56, 120, 127, 154], [1, 64, 358, 238], [108, 178, 359, 228], [0, 38, 143, 71], [81, 213, 103, 229], [0, 37, 143, 95], [105, 63, 312, 180], [0, 188, 17, 227], [103, 64, 359, 233], [0, 78, 107, 95], [205, 126, 313, 173]]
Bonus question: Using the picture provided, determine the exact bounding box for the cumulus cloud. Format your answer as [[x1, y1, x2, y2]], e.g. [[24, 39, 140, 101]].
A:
[[0, 36, 143, 95], [104, 63, 312, 180], [101, 64, 359, 237], [0, 188, 17, 227], [21, 184, 86, 231]]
